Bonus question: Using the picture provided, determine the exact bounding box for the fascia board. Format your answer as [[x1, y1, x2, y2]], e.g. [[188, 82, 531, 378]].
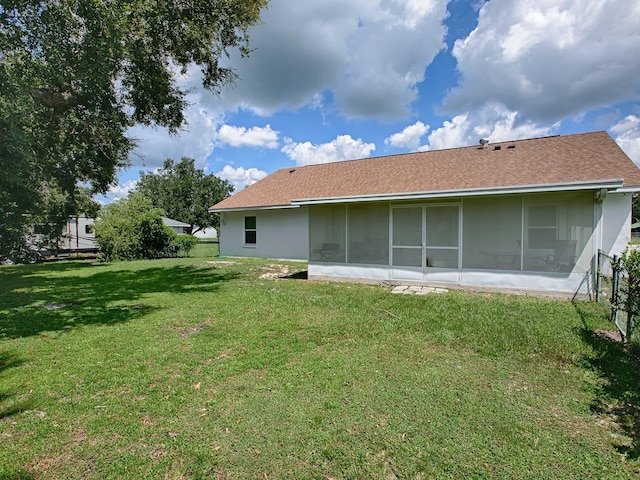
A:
[[291, 179, 625, 206], [208, 204, 301, 213]]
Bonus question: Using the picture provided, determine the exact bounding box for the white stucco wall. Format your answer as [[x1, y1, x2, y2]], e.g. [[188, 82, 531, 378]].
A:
[[601, 192, 632, 257], [219, 207, 309, 260]]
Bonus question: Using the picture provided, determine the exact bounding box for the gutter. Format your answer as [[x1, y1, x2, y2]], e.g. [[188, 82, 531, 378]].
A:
[[291, 179, 625, 206], [208, 204, 301, 213]]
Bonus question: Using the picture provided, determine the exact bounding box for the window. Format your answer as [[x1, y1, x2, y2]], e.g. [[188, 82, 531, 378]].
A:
[[85, 224, 92, 235], [244, 216, 256, 245]]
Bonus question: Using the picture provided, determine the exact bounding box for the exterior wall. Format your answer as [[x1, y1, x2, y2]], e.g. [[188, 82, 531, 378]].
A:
[[308, 263, 589, 294], [226, 191, 632, 294], [601, 192, 632, 257], [219, 207, 309, 260]]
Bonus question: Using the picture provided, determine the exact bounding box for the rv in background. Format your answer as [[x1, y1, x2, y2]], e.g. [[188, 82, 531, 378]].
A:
[[58, 216, 98, 253]]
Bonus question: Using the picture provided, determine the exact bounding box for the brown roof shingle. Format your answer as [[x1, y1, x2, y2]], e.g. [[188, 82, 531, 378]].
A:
[[211, 131, 640, 211]]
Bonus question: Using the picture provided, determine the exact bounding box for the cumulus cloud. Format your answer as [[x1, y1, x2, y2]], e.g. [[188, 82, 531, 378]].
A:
[[217, 0, 449, 119], [216, 165, 269, 191], [424, 103, 553, 150], [611, 115, 640, 165], [444, 0, 640, 123], [97, 179, 139, 204], [281, 135, 376, 166], [127, 93, 222, 170], [385, 121, 430, 150], [217, 124, 279, 149]]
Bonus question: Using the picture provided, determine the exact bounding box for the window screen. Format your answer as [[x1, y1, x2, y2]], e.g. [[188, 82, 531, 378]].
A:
[[309, 205, 346, 263], [462, 196, 522, 270], [347, 203, 389, 265]]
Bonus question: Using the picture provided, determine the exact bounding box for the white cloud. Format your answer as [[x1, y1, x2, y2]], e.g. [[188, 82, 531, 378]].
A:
[[127, 92, 223, 170], [217, 0, 449, 119], [217, 124, 279, 149], [444, 0, 640, 123], [216, 165, 268, 192], [281, 135, 376, 166], [97, 179, 139, 204], [424, 103, 553, 150], [385, 121, 430, 150], [611, 115, 640, 165]]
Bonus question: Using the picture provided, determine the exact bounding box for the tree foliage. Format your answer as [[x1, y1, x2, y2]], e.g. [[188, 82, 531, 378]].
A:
[[0, 0, 266, 256], [93, 193, 180, 261], [136, 158, 233, 234]]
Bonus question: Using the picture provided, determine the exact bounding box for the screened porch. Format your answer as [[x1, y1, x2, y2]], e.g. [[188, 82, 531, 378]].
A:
[[308, 192, 595, 281]]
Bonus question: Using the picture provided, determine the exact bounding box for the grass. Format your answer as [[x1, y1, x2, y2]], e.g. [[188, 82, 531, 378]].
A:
[[1, 245, 640, 479]]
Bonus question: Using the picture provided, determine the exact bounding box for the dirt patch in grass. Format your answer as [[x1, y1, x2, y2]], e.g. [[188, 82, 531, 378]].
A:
[[258, 264, 307, 280], [206, 260, 239, 267], [177, 323, 210, 338]]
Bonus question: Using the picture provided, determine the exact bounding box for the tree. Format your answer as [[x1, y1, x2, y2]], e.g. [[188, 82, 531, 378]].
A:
[[0, 0, 267, 257], [136, 158, 234, 234], [93, 193, 179, 261]]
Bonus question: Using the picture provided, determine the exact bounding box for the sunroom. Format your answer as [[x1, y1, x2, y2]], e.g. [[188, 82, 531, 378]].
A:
[[307, 190, 602, 293]]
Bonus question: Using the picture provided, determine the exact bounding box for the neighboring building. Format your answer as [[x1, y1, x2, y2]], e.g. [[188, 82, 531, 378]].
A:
[[210, 131, 640, 294], [193, 227, 218, 239], [161, 217, 191, 234]]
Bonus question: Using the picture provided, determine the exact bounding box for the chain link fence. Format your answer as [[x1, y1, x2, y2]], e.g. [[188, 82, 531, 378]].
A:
[[596, 249, 635, 341]]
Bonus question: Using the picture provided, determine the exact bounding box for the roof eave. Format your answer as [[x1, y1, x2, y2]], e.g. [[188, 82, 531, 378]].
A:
[[291, 179, 626, 206], [208, 204, 299, 213]]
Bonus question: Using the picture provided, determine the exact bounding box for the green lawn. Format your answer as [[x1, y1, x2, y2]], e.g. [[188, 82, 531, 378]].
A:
[[1, 246, 639, 479]]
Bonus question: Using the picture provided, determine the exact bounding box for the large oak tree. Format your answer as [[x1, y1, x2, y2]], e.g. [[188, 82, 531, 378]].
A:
[[0, 0, 267, 257]]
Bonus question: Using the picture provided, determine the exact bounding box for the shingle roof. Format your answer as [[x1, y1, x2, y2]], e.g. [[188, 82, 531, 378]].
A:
[[211, 131, 640, 211]]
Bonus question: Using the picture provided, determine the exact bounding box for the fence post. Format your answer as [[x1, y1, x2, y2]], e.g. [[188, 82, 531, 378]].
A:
[[595, 249, 602, 303], [611, 255, 620, 324]]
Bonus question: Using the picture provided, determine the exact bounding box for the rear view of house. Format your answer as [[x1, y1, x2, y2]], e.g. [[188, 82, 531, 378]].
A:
[[210, 131, 640, 295]]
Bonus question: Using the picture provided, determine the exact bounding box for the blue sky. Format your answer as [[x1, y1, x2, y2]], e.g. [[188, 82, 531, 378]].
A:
[[103, 0, 640, 202]]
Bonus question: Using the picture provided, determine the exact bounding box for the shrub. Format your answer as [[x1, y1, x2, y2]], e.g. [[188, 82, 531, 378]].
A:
[[94, 194, 178, 261], [175, 234, 198, 256], [621, 248, 640, 340]]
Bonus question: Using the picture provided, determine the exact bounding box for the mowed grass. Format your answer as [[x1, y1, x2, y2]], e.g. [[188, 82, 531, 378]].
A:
[[1, 244, 640, 479]]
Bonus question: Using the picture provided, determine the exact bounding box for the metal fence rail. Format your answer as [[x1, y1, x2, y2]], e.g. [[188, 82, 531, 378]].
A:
[[596, 250, 634, 341]]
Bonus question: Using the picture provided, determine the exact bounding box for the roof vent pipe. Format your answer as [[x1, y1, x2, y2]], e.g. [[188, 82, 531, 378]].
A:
[[479, 138, 489, 148]]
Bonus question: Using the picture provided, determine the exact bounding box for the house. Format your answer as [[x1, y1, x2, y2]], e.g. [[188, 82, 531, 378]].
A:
[[210, 131, 640, 294], [161, 217, 191, 234]]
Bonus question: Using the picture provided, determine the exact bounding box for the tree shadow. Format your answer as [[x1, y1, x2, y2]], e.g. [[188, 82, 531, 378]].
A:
[[0, 262, 238, 339], [573, 301, 640, 458], [0, 351, 36, 480], [0, 352, 30, 420]]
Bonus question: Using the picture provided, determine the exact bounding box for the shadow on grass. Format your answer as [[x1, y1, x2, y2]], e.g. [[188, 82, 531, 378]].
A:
[[0, 262, 238, 339], [0, 352, 29, 420], [282, 270, 308, 280], [0, 352, 36, 480], [574, 301, 640, 459]]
